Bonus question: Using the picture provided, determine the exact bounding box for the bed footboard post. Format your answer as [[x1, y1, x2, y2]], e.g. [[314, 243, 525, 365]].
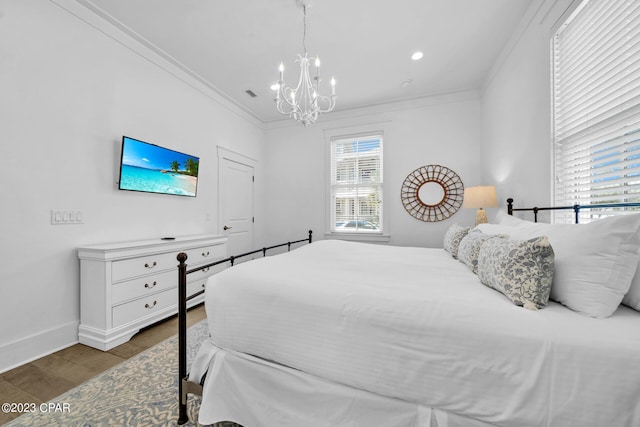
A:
[[507, 198, 514, 216], [308, 229, 313, 243], [177, 252, 189, 425]]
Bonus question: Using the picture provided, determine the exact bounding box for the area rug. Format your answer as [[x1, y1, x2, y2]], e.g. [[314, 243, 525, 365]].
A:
[[6, 320, 241, 427]]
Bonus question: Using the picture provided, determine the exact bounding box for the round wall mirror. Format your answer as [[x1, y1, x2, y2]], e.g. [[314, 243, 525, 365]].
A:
[[401, 165, 464, 222], [418, 181, 446, 206]]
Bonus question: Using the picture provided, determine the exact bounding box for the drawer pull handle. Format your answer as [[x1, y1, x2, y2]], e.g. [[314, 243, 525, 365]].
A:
[[144, 281, 157, 289], [145, 300, 157, 309], [202, 251, 210, 257], [144, 261, 157, 269], [202, 267, 210, 273]]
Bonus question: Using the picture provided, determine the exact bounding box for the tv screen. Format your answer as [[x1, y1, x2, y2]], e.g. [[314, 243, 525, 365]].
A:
[[118, 136, 199, 197]]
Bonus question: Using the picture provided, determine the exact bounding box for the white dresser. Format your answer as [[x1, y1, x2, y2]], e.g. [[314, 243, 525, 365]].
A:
[[78, 234, 227, 350]]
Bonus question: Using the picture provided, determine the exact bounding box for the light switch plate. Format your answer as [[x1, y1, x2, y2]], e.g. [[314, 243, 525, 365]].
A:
[[51, 210, 84, 225]]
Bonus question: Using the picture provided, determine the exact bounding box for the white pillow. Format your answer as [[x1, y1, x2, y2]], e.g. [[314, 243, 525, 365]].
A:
[[501, 214, 640, 318], [493, 209, 510, 224], [498, 213, 531, 227], [622, 259, 640, 311], [473, 223, 515, 237], [501, 213, 640, 313]]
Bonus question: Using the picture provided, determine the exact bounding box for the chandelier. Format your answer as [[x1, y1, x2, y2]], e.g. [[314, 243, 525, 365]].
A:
[[273, 0, 336, 126]]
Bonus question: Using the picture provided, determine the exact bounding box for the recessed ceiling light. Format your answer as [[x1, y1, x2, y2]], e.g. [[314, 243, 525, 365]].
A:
[[411, 51, 424, 61]]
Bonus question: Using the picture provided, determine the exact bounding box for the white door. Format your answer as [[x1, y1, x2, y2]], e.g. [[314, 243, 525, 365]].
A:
[[219, 154, 254, 259]]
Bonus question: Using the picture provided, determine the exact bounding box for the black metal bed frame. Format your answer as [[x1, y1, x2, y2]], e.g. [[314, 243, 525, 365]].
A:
[[507, 197, 640, 223], [176, 230, 313, 425]]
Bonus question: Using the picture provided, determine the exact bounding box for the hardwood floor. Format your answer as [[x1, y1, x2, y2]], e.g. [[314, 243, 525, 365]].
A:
[[0, 304, 206, 425]]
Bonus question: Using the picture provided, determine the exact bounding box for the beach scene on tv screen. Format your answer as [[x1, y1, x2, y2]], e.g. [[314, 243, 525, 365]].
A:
[[120, 138, 199, 197]]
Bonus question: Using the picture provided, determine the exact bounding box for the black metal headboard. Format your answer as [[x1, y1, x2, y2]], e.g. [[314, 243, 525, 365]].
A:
[[507, 198, 640, 224]]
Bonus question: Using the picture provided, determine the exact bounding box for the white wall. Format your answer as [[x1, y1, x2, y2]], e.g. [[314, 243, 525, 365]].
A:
[[0, 0, 265, 372], [481, 0, 574, 216], [0, 0, 571, 372], [263, 91, 484, 248], [263, 0, 578, 247]]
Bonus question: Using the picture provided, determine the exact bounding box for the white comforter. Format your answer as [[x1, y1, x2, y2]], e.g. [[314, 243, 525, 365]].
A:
[[200, 239, 640, 426]]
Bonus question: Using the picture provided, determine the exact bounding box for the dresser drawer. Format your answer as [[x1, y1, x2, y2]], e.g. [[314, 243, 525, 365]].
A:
[[183, 243, 226, 267], [187, 277, 207, 298], [112, 288, 176, 328], [188, 262, 226, 283], [112, 252, 177, 282], [112, 270, 176, 305]]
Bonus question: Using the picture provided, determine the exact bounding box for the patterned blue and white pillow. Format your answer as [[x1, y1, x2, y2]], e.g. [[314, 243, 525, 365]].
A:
[[458, 231, 501, 274], [443, 224, 470, 259], [477, 236, 554, 310]]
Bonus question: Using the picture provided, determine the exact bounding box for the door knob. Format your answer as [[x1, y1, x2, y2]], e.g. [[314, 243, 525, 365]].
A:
[[223, 225, 232, 231]]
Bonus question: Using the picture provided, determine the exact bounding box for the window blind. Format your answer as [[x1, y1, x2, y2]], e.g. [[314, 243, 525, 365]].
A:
[[330, 135, 383, 232], [553, 0, 640, 222]]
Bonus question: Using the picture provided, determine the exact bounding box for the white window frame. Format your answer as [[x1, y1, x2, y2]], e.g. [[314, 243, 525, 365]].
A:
[[552, 0, 640, 223], [324, 123, 390, 242]]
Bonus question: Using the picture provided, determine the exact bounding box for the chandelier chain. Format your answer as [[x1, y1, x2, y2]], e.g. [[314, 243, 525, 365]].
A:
[[302, 5, 307, 54]]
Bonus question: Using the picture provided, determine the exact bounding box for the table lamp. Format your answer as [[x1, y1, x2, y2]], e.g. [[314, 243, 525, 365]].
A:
[[463, 186, 498, 225]]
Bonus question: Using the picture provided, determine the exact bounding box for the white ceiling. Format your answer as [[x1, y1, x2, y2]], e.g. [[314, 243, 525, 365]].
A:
[[84, 0, 532, 124]]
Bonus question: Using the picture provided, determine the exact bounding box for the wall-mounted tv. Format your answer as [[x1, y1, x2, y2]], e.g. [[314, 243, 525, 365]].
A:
[[118, 136, 199, 197]]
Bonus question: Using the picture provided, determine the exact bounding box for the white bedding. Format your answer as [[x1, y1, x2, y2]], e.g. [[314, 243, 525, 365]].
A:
[[197, 239, 640, 426]]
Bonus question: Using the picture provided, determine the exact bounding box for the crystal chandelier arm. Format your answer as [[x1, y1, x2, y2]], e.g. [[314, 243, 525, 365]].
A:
[[315, 93, 336, 113]]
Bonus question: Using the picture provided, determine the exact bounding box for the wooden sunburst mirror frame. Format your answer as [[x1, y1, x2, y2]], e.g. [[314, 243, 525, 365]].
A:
[[401, 164, 464, 222]]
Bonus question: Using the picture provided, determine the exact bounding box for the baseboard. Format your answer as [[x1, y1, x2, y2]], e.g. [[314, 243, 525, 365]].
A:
[[0, 321, 79, 374]]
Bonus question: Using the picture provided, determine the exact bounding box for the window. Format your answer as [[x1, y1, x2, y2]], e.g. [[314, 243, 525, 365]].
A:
[[552, 0, 640, 222], [329, 134, 383, 234]]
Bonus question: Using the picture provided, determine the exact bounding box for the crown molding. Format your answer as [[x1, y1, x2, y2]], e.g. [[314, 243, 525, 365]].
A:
[[264, 88, 480, 131]]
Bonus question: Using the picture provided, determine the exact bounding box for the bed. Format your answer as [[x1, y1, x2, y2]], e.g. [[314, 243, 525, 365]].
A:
[[177, 200, 640, 427]]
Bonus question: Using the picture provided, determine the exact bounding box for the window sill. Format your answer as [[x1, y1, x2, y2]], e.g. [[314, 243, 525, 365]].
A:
[[324, 232, 391, 243]]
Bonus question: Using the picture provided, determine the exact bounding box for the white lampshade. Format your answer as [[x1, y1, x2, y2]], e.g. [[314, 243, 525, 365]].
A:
[[463, 186, 498, 225]]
